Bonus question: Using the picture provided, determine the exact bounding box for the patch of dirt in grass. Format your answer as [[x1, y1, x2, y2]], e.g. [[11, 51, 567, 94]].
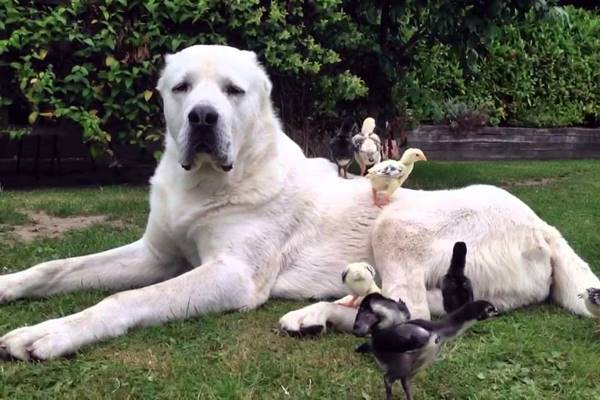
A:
[[2, 210, 121, 242], [502, 177, 561, 188], [113, 346, 173, 378]]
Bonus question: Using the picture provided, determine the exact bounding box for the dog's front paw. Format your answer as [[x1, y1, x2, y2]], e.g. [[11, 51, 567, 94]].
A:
[[279, 301, 331, 337], [0, 318, 80, 361], [0, 276, 20, 305]]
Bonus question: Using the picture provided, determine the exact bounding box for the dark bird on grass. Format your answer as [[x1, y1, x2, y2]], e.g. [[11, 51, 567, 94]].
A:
[[441, 241, 473, 314], [579, 288, 600, 335], [330, 116, 358, 179], [354, 294, 498, 400]]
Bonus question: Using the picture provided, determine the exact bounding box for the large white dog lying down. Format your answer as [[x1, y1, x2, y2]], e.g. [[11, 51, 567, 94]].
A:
[[0, 45, 598, 361]]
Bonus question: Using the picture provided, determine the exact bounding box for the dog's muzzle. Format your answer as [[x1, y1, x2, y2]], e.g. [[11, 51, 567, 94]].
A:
[[180, 105, 233, 172]]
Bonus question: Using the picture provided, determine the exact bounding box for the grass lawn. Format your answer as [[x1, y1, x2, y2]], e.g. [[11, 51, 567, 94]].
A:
[[1, 160, 600, 399]]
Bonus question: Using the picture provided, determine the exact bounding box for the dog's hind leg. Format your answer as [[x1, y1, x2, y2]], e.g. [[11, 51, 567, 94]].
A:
[[371, 218, 431, 320], [0, 238, 182, 303], [427, 289, 446, 317]]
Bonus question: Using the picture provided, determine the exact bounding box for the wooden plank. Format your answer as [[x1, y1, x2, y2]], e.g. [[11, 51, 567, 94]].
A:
[[408, 125, 600, 160]]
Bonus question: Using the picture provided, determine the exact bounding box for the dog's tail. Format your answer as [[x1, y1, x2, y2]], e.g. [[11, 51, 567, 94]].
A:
[[546, 227, 600, 316]]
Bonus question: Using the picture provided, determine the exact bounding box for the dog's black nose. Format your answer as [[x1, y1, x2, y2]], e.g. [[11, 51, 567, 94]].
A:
[[188, 105, 219, 127]]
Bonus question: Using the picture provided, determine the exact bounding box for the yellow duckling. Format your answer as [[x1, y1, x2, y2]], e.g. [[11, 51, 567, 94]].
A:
[[335, 262, 381, 308], [367, 148, 427, 207]]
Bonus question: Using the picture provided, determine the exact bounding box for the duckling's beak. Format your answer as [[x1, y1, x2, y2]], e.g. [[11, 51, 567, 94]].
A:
[[422, 154, 428, 161], [578, 293, 585, 299]]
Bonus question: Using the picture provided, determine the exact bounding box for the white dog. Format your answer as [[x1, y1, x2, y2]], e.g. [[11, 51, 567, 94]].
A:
[[0, 45, 598, 361]]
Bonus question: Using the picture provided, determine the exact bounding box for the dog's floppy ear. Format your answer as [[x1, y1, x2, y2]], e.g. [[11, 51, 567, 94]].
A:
[[156, 53, 174, 92], [243, 50, 273, 96], [261, 70, 273, 96]]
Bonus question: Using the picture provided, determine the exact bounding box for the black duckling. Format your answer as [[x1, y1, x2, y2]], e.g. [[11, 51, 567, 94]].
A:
[[353, 293, 410, 355], [441, 241, 473, 313], [354, 294, 498, 400], [330, 116, 358, 178]]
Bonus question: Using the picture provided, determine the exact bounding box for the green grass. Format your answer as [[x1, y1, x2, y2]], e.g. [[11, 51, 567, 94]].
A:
[[1, 161, 600, 399]]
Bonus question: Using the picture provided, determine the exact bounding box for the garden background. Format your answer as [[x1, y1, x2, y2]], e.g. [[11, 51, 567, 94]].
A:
[[1, 0, 599, 167]]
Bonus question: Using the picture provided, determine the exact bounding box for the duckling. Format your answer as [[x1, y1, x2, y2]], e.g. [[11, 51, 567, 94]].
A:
[[366, 148, 427, 207], [335, 262, 381, 308], [578, 288, 600, 335], [330, 117, 358, 179], [352, 117, 382, 176], [366, 160, 407, 208], [362, 117, 376, 136], [396, 148, 427, 187], [354, 295, 498, 400], [441, 242, 473, 313]]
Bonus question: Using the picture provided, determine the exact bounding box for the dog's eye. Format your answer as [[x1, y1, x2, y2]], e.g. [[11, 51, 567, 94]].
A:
[[224, 84, 245, 96], [172, 82, 190, 93]]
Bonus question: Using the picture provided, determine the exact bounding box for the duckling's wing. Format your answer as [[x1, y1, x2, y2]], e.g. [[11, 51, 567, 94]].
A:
[[352, 134, 365, 150], [385, 164, 406, 179], [369, 162, 404, 178], [383, 323, 432, 353], [589, 289, 600, 305]]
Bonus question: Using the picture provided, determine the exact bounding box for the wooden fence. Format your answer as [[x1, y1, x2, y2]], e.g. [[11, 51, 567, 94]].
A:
[[1, 124, 600, 188], [408, 125, 600, 160]]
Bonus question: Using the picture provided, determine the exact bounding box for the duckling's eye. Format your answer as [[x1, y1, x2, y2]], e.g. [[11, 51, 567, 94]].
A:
[[224, 83, 245, 96], [172, 81, 190, 93]]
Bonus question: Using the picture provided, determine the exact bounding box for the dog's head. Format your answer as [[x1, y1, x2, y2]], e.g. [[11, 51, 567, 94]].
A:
[[157, 45, 273, 173]]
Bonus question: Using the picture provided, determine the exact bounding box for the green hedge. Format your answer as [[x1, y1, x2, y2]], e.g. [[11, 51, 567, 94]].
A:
[[0, 0, 369, 155], [406, 6, 600, 127], [0, 2, 599, 157]]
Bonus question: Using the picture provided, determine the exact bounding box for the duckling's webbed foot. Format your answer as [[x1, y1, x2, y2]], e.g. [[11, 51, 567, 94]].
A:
[[381, 192, 391, 207], [334, 295, 358, 308], [372, 188, 382, 208], [360, 163, 367, 176]]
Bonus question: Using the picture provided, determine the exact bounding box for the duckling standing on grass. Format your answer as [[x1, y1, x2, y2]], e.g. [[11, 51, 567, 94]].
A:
[[441, 241, 474, 313], [366, 148, 427, 208], [578, 288, 600, 335], [330, 117, 358, 179], [354, 295, 498, 400], [335, 262, 381, 308]]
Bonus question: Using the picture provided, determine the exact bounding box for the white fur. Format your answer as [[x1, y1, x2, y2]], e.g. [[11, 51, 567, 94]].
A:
[[0, 45, 598, 360], [353, 133, 382, 175]]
